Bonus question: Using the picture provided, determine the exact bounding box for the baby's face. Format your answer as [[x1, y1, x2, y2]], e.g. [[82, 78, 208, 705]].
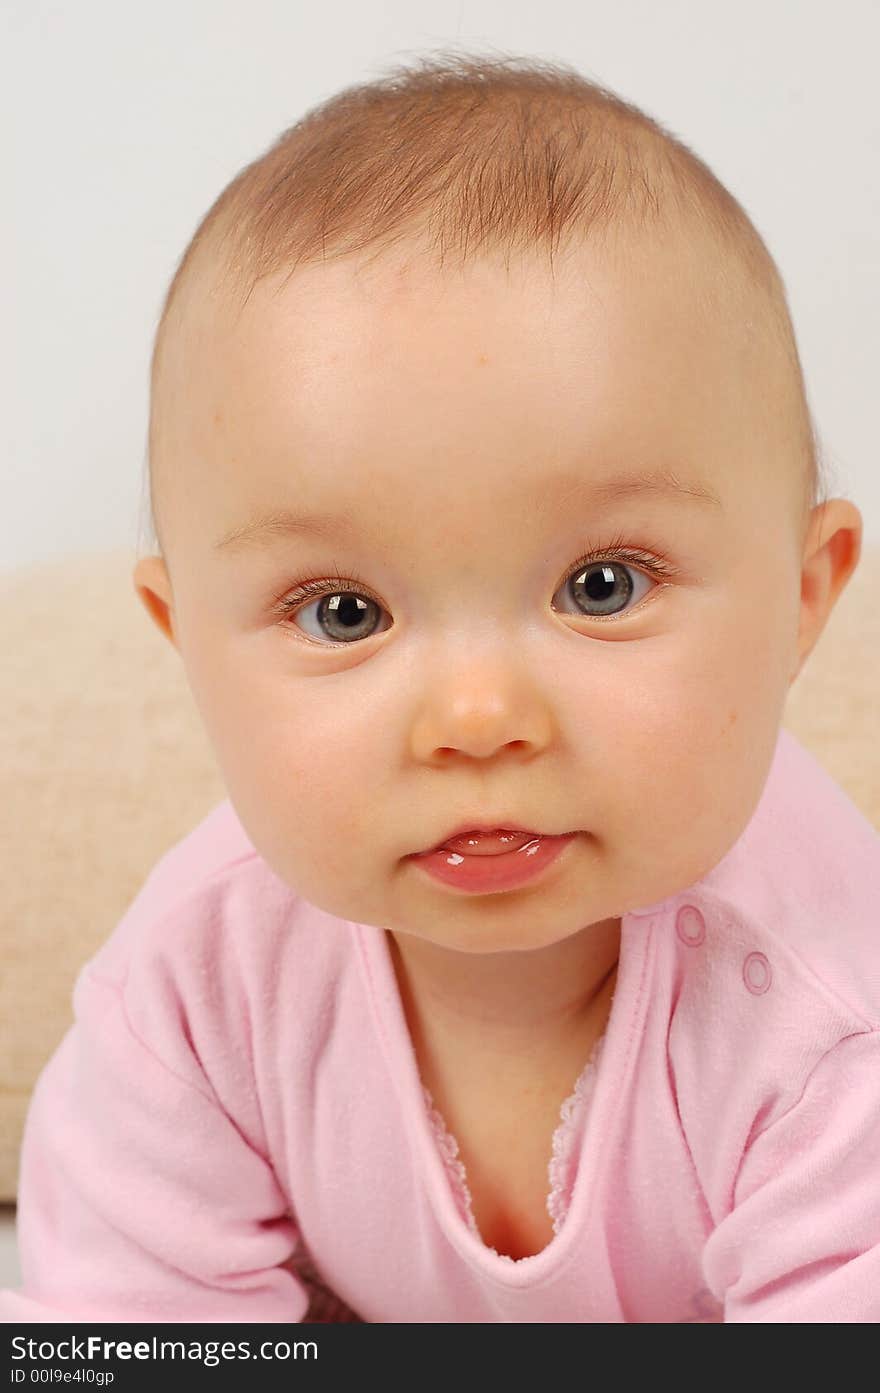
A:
[[143, 235, 807, 953]]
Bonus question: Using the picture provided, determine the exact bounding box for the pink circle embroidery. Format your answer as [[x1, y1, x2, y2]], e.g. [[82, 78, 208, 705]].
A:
[[676, 905, 706, 947], [743, 951, 772, 995]]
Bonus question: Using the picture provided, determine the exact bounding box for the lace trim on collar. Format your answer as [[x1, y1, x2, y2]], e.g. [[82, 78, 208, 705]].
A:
[[421, 1030, 607, 1261]]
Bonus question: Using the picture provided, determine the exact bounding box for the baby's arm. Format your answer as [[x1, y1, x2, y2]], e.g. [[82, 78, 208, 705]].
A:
[[703, 1030, 880, 1322], [0, 965, 310, 1323]]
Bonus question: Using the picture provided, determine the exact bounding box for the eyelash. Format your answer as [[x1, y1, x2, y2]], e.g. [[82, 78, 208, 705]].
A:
[[269, 533, 679, 637]]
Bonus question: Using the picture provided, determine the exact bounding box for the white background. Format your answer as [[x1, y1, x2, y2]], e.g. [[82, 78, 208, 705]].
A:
[[3, 0, 878, 575]]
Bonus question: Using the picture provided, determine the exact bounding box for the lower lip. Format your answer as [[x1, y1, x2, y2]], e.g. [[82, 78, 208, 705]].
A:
[[409, 833, 577, 894]]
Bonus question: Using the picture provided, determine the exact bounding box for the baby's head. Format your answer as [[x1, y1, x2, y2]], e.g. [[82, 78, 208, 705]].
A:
[[135, 53, 861, 955]]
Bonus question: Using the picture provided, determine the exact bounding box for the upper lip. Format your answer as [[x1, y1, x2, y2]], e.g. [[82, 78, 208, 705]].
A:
[[414, 821, 564, 855]]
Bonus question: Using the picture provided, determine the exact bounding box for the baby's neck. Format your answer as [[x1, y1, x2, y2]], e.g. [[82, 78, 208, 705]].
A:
[[387, 917, 620, 1064]]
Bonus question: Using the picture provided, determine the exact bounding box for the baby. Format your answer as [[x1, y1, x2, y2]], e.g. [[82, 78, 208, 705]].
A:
[[4, 53, 878, 1324]]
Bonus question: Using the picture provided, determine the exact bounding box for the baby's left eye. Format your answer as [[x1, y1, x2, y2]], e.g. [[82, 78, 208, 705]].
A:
[[555, 556, 660, 621]]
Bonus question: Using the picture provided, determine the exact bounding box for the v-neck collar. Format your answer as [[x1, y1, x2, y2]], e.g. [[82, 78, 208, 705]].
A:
[[353, 902, 663, 1288]]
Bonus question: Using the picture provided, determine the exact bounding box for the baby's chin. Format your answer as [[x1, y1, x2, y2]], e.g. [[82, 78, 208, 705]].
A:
[[367, 886, 626, 959]]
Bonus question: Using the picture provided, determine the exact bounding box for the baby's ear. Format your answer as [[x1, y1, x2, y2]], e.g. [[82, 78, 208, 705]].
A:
[[132, 555, 179, 651], [791, 499, 862, 682]]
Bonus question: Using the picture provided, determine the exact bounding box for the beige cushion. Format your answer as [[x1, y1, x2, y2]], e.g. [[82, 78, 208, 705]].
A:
[[1, 545, 878, 1201]]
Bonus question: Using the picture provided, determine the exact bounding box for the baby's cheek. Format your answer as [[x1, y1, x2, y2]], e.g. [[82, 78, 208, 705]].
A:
[[598, 630, 779, 869]]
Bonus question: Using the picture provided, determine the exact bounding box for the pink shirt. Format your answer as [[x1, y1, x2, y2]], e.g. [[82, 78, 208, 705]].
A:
[[2, 726, 879, 1323]]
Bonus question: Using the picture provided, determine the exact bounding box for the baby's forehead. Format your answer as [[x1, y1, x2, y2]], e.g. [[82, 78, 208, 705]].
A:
[[156, 229, 806, 526], [188, 226, 750, 378]]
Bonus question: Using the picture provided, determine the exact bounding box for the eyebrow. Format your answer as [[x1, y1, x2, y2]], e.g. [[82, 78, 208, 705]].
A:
[[213, 467, 722, 554]]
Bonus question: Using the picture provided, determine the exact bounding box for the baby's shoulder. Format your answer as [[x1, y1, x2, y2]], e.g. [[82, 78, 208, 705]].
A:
[[83, 798, 349, 1003], [693, 727, 880, 1029], [658, 730, 879, 1152], [67, 800, 356, 1135]]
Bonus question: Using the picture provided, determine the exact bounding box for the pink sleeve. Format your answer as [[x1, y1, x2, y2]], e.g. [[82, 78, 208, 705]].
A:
[[0, 968, 309, 1324], [703, 1030, 880, 1322]]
